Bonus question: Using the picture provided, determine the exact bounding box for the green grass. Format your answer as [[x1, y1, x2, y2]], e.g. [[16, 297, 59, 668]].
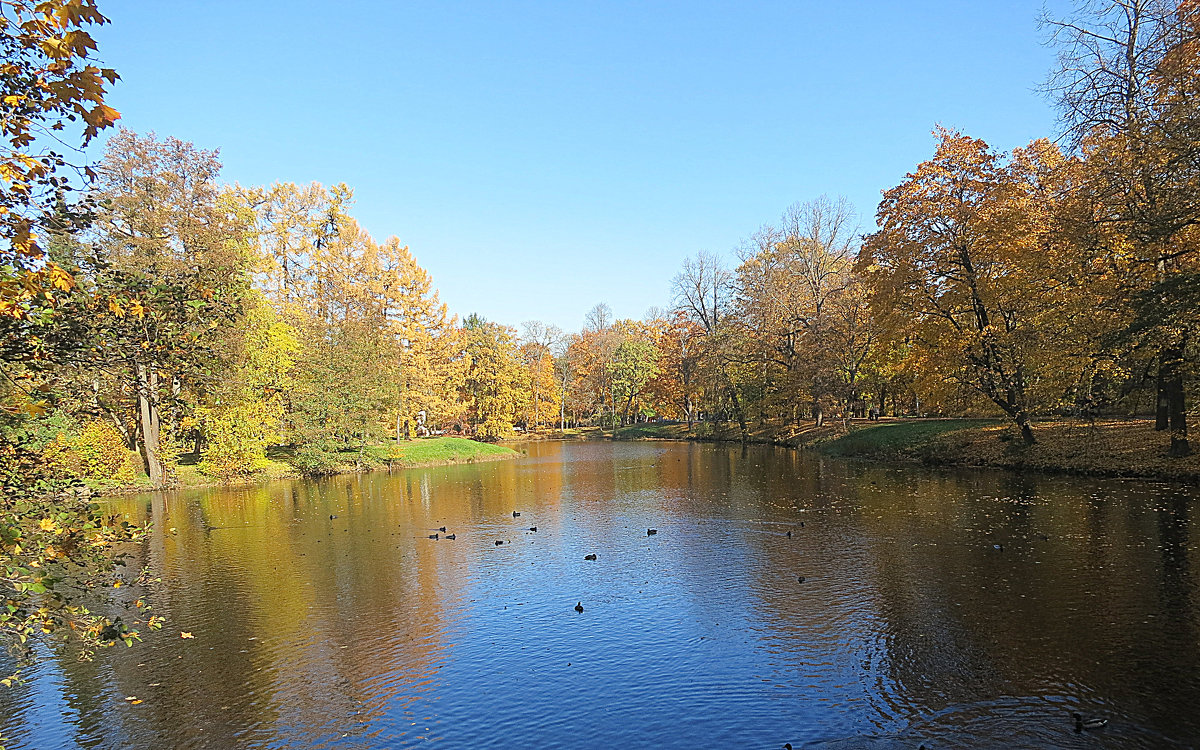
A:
[[817, 419, 1001, 458], [382, 436, 517, 467], [169, 437, 518, 486]]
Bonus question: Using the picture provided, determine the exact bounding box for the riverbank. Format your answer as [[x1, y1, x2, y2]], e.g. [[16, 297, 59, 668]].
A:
[[612, 418, 1200, 483], [114, 437, 520, 495]]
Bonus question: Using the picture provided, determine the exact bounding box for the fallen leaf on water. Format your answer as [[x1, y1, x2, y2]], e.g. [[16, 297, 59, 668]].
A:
[[180, 631, 194, 639]]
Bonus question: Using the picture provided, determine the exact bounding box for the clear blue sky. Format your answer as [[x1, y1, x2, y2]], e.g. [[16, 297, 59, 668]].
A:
[[94, 1, 1069, 332]]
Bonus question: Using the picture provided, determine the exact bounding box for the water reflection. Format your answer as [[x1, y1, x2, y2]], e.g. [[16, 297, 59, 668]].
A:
[[5, 441, 1199, 748]]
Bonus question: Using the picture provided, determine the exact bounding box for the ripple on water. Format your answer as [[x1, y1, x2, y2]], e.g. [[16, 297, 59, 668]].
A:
[[5, 441, 1200, 749]]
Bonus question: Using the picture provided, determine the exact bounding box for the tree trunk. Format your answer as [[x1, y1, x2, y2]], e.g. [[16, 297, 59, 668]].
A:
[[94, 380, 134, 449], [1160, 343, 1191, 457], [1155, 354, 1170, 430], [135, 362, 164, 487], [727, 385, 748, 441]]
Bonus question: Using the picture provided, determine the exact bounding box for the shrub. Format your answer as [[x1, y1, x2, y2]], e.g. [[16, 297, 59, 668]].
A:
[[42, 421, 138, 484], [197, 407, 271, 479], [288, 445, 340, 476], [474, 417, 513, 442]]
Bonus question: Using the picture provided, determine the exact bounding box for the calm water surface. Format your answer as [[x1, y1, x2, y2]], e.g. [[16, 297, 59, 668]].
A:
[[3, 441, 1200, 749]]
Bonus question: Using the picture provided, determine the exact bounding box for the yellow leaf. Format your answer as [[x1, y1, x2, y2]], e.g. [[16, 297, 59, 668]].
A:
[[180, 631, 194, 639]]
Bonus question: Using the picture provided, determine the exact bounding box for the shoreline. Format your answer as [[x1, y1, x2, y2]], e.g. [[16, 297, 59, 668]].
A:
[[96, 437, 520, 498], [610, 418, 1200, 484]]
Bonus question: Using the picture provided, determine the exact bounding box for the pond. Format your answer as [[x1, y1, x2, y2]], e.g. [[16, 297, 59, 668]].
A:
[[3, 440, 1199, 749]]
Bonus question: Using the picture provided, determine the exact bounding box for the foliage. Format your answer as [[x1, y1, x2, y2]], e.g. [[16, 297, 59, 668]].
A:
[[462, 320, 527, 440], [1, 432, 148, 685], [288, 444, 340, 476], [41, 419, 136, 484], [0, 0, 119, 328]]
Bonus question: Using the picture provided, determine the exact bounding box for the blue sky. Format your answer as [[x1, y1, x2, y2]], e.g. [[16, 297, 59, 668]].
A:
[[94, 1, 1068, 332]]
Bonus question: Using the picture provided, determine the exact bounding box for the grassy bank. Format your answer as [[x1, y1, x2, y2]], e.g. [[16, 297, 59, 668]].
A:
[[612, 417, 1200, 483], [837, 418, 1200, 482], [162, 437, 518, 492]]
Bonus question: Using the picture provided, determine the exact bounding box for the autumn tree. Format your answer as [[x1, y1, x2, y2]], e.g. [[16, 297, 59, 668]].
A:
[[83, 130, 252, 485], [609, 319, 660, 425], [520, 320, 562, 431], [461, 316, 526, 440], [672, 251, 749, 437], [860, 131, 1094, 444], [733, 196, 865, 426], [645, 310, 704, 428], [1044, 0, 1200, 455], [0, 0, 119, 333]]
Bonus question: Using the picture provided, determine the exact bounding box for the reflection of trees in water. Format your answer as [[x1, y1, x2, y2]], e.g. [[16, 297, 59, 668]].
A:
[[18, 443, 1200, 746], [742, 455, 1200, 741]]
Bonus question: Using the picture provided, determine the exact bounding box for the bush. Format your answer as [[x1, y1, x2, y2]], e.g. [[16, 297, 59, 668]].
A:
[[197, 407, 271, 479], [474, 417, 513, 442], [42, 421, 138, 485], [288, 445, 340, 476]]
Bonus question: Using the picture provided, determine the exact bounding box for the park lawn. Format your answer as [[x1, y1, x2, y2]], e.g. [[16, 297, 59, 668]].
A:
[[384, 436, 518, 467]]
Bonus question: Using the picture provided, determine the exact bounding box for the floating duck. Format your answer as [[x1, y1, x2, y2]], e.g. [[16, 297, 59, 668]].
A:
[[495, 540, 504, 546], [513, 511, 521, 517], [574, 602, 584, 613], [329, 514, 337, 520], [445, 534, 456, 540], [786, 530, 792, 538], [428, 533, 439, 540], [529, 526, 538, 532], [438, 526, 447, 532], [1073, 712, 1108, 731], [647, 529, 658, 536], [584, 554, 597, 561], [797, 576, 806, 583]]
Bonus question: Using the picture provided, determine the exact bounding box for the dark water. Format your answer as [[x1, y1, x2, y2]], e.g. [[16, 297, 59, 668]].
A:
[[3, 440, 1200, 749]]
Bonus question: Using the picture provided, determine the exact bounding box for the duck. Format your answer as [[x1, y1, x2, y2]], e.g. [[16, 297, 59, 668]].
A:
[[438, 526, 447, 532], [529, 526, 538, 532], [797, 576, 806, 583], [574, 602, 584, 613], [786, 530, 792, 538], [445, 534, 456, 540], [584, 554, 597, 561], [495, 540, 504, 546], [647, 528, 658, 536], [428, 533, 439, 540], [99, 617, 124, 642], [1072, 712, 1108, 731], [329, 514, 338, 520], [512, 511, 521, 517]]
